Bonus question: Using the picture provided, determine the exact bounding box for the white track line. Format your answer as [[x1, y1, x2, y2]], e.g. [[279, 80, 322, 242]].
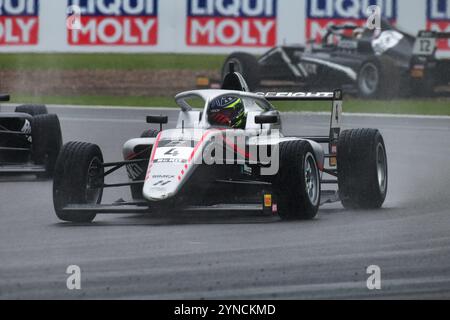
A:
[[1, 103, 177, 112]]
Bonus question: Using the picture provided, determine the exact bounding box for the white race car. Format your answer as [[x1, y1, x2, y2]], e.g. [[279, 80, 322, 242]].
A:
[[53, 68, 388, 223]]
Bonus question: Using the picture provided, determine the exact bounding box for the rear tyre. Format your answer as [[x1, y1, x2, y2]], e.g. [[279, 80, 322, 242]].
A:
[[272, 140, 321, 220], [31, 114, 62, 177], [358, 59, 404, 99], [53, 142, 104, 223], [128, 128, 160, 200], [337, 129, 388, 209], [15, 104, 48, 116], [222, 52, 260, 91], [357, 61, 381, 98]]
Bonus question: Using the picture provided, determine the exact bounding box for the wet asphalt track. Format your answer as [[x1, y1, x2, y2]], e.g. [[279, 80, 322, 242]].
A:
[[0, 105, 449, 299]]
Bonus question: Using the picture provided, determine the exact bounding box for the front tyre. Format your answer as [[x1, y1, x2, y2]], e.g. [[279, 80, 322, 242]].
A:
[[31, 114, 63, 177], [53, 142, 104, 223], [273, 140, 321, 220], [337, 129, 388, 209]]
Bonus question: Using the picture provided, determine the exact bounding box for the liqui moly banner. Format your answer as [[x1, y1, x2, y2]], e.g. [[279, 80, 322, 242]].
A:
[[306, 0, 397, 42], [186, 0, 277, 47], [0, 0, 39, 45], [67, 0, 158, 46], [427, 0, 450, 50], [0, 0, 444, 54]]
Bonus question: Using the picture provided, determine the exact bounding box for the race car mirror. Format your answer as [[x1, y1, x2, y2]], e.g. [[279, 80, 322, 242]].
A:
[[254, 114, 278, 124], [0, 94, 10, 102], [255, 114, 278, 133], [146, 115, 168, 131]]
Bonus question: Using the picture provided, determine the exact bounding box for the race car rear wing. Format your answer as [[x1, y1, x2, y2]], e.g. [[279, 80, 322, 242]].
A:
[[256, 89, 342, 142], [257, 90, 342, 167], [413, 30, 450, 57], [258, 91, 338, 101]]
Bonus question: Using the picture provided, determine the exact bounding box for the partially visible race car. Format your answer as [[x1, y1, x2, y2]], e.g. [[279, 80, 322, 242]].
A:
[[221, 19, 415, 98], [410, 30, 450, 96], [52, 69, 388, 223], [0, 94, 62, 178]]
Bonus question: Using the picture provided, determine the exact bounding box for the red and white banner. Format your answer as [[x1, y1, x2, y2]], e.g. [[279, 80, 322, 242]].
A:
[[186, 0, 277, 47], [306, 0, 397, 43], [0, 0, 448, 54], [427, 0, 450, 50], [67, 0, 158, 46], [0, 0, 39, 45]]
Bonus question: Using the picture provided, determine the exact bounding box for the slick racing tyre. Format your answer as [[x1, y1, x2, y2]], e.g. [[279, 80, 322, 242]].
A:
[[337, 129, 388, 209], [222, 52, 260, 91], [357, 61, 381, 98], [358, 59, 403, 99], [31, 114, 62, 177], [15, 104, 48, 116], [128, 129, 160, 200], [273, 140, 321, 220], [53, 142, 104, 223]]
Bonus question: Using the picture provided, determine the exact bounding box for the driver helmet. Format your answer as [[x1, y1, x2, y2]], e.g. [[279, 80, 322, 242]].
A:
[[208, 95, 247, 129]]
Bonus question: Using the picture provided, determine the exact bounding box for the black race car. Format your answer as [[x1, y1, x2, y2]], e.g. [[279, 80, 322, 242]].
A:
[[0, 94, 62, 178], [222, 19, 416, 98], [410, 30, 450, 96]]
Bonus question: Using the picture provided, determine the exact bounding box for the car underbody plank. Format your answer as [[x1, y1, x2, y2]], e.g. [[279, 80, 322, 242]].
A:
[[0, 164, 46, 174]]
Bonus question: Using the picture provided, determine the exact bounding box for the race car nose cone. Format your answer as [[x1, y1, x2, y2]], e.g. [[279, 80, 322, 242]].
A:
[[143, 184, 175, 201], [143, 164, 186, 201]]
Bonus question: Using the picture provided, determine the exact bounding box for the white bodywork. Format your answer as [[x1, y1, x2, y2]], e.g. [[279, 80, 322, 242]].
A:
[[122, 90, 331, 202]]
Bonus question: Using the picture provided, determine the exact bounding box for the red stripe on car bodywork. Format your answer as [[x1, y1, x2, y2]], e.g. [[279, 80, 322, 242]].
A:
[[148, 129, 258, 183], [178, 130, 214, 179], [145, 132, 163, 180], [220, 135, 255, 161], [126, 146, 151, 161], [188, 130, 213, 163], [181, 129, 256, 178]]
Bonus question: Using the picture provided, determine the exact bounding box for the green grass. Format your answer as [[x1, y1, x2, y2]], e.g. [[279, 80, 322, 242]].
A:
[[9, 94, 450, 115], [10, 95, 175, 107], [0, 53, 226, 71], [2, 53, 448, 115]]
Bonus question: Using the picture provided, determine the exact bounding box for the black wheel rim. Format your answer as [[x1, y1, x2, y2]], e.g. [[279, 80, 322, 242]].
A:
[[85, 157, 103, 204], [359, 63, 379, 96], [304, 152, 319, 206], [376, 143, 387, 194]]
